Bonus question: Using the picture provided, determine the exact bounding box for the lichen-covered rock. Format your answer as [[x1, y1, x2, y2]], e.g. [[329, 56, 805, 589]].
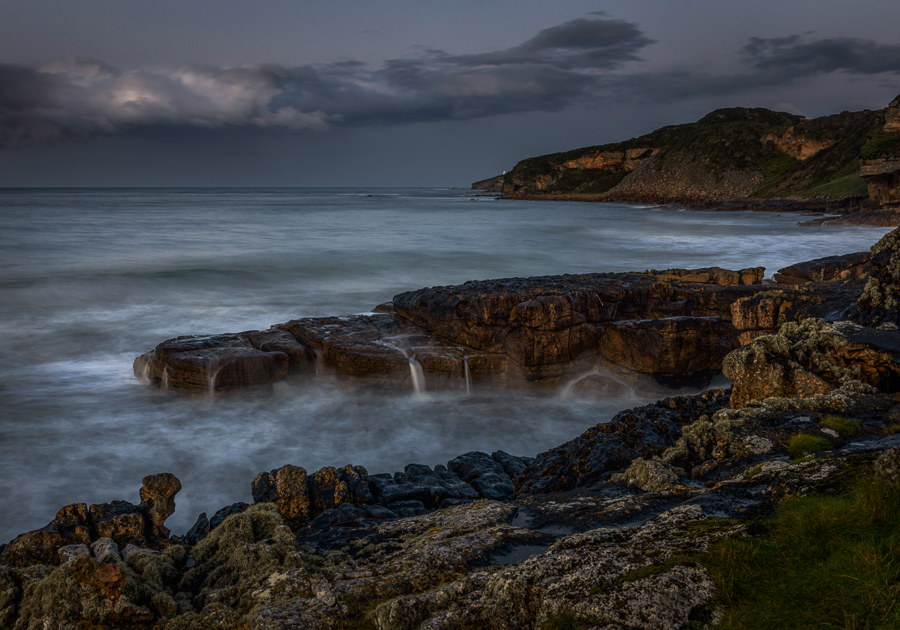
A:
[[854, 227, 900, 327], [723, 318, 900, 408], [610, 457, 682, 492], [368, 505, 732, 630], [874, 447, 900, 485]]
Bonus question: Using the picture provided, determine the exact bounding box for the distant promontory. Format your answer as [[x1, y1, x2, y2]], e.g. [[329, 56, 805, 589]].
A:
[[476, 95, 900, 224]]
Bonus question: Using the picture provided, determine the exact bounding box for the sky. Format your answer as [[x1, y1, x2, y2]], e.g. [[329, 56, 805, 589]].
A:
[[1, 0, 899, 187]]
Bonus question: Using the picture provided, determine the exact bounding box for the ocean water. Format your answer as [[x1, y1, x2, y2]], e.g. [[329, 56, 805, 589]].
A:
[[0, 187, 890, 543]]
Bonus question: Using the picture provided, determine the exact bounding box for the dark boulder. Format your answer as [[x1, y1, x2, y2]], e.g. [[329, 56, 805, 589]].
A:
[[447, 452, 515, 500]]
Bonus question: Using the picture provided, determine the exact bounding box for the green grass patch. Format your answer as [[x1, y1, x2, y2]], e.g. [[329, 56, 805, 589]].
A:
[[619, 555, 697, 583], [884, 425, 900, 436], [544, 610, 585, 630], [821, 416, 862, 437], [703, 480, 900, 629], [800, 172, 869, 199], [786, 434, 833, 459], [861, 115, 900, 160]]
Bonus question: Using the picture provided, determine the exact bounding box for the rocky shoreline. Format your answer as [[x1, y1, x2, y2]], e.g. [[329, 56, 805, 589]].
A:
[[3, 228, 900, 629]]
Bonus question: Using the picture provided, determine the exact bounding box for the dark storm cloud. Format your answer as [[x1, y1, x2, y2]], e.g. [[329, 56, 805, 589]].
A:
[[2, 16, 899, 147], [744, 36, 900, 76], [615, 34, 900, 103], [0, 15, 650, 146]]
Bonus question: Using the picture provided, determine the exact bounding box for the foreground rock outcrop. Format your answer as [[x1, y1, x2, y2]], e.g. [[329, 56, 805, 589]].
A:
[[4, 376, 900, 629]]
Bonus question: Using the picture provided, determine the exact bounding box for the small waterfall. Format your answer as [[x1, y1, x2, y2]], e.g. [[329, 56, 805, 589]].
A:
[[408, 355, 426, 395], [208, 364, 222, 398], [160, 367, 169, 391], [463, 357, 471, 395], [313, 348, 324, 377], [378, 339, 426, 395]]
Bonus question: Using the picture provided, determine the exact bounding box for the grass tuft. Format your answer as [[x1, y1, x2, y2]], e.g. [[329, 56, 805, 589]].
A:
[[786, 434, 833, 459], [821, 415, 862, 437], [544, 609, 585, 630]]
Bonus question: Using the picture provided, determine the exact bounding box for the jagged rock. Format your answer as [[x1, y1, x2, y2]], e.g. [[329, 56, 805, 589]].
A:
[[854, 227, 900, 327], [209, 502, 249, 529], [723, 319, 900, 408], [393, 269, 765, 386], [402, 463, 479, 506], [491, 451, 535, 479], [252, 464, 311, 530], [367, 473, 435, 507], [730, 276, 867, 345], [337, 465, 374, 506], [447, 451, 516, 500], [518, 390, 729, 494], [133, 333, 291, 391], [139, 472, 181, 541], [89, 501, 147, 548], [182, 513, 210, 545], [773, 251, 872, 285], [0, 503, 91, 567]]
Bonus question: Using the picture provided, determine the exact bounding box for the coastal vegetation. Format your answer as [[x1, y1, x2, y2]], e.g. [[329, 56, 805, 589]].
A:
[[497, 94, 900, 214]]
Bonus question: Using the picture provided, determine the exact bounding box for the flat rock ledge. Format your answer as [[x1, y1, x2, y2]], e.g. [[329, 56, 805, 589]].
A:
[[135, 266, 777, 393]]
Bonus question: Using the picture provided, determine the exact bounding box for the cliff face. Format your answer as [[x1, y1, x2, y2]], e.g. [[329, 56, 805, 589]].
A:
[[499, 103, 892, 205], [860, 96, 900, 208]]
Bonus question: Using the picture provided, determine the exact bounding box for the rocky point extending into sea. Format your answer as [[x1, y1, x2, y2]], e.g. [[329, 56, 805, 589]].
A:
[[3, 226, 900, 628]]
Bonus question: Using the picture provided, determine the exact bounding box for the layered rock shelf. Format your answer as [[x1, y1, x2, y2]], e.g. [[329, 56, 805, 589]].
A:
[[134, 266, 770, 393]]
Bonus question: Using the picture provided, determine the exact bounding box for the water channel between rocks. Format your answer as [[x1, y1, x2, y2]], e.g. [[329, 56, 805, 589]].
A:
[[0, 187, 891, 542]]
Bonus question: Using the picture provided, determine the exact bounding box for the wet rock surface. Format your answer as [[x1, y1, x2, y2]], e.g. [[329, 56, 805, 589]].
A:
[[135, 266, 772, 393], [5, 379, 900, 628]]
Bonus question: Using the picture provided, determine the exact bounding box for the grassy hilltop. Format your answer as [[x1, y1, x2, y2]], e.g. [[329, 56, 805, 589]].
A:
[[501, 99, 900, 206]]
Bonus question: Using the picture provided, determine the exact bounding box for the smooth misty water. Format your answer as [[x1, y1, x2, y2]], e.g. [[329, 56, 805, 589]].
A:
[[0, 187, 890, 543]]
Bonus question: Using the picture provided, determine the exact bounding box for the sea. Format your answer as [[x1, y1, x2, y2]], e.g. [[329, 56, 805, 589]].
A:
[[0, 187, 891, 543]]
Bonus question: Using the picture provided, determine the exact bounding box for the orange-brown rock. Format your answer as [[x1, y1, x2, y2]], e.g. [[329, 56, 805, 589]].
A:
[[562, 148, 658, 172], [772, 252, 871, 285], [0, 504, 91, 567], [136, 267, 775, 391], [884, 94, 900, 133], [0, 475, 182, 568], [599, 316, 738, 378], [251, 464, 311, 530], [139, 473, 182, 541], [764, 126, 835, 160]]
